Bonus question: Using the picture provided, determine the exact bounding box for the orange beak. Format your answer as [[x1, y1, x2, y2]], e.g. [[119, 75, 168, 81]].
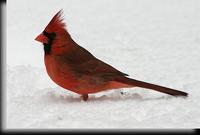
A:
[[35, 33, 48, 44]]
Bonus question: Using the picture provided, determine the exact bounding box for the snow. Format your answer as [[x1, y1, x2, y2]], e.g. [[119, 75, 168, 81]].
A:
[[6, 0, 200, 129]]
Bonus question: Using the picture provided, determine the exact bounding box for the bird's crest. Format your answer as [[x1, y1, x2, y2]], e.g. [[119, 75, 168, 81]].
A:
[[44, 10, 66, 34]]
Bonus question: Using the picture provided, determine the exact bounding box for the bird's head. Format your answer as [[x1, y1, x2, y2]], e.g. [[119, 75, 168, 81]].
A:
[[35, 10, 71, 54]]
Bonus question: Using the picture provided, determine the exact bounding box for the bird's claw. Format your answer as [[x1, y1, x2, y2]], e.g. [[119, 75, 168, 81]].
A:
[[81, 94, 88, 101]]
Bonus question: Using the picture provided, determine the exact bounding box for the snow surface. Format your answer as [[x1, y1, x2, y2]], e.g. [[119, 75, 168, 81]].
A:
[[6, 0, 200, 129]]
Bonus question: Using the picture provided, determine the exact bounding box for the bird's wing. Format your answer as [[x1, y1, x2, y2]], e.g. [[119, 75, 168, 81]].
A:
[[61, 44, 128, 78], [74, 58, 129, 77]]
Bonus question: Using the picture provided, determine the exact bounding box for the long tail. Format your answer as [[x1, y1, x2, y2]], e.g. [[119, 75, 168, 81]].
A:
[[115, 77, 188, 96]]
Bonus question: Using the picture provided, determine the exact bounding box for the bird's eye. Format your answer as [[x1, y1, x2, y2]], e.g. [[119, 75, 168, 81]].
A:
[[43, 31, 56, 40]]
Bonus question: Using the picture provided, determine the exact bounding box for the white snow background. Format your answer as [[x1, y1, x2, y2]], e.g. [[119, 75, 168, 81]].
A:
[[6, 0, 200, 129]]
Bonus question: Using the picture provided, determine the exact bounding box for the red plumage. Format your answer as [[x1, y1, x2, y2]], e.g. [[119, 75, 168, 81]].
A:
[[35, 10, 188, 101], [45, 10, 66, 34]]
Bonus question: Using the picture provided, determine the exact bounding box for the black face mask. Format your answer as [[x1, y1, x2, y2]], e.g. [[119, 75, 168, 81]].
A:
[[42, 31, 56, 54]]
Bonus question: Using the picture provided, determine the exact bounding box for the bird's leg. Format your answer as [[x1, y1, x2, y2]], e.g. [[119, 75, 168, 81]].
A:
[[81, 94, 89, 101]]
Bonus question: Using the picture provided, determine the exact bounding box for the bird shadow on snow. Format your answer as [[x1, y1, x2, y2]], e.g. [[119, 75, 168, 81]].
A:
[[44, 88, 178, 103]]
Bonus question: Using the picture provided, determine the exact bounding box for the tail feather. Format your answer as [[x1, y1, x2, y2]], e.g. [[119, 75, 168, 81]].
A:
[[115, 77, 188, 96]]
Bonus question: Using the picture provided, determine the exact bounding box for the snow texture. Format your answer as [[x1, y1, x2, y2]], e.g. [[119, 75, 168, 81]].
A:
[[6, 0, 200, 129]]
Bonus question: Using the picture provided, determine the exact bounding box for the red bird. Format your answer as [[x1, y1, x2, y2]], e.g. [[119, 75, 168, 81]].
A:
[[35, 10, 188, 101]]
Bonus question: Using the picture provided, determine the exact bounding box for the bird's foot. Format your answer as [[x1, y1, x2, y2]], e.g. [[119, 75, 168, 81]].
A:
[[81, 94, 88, 101]]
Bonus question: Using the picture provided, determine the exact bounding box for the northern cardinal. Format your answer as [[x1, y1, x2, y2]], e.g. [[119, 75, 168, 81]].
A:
[[35, 10, 188, 101]]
